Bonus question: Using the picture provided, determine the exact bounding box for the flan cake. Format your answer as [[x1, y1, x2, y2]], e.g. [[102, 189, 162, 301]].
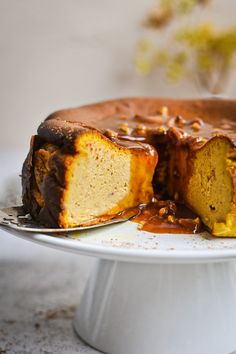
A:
[[22, 120, 157, 228], [22, 98, 236, 236]]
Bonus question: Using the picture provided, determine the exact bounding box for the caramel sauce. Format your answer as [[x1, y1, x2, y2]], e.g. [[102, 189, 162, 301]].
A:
[[101, 200, 203, 235], [43, 99, 236, 151], [131, 201, 203, 234], [98, 112, 236, 148]]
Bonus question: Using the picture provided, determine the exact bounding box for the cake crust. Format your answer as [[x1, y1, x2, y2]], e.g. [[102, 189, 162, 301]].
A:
[[23, 122, 157, 227]]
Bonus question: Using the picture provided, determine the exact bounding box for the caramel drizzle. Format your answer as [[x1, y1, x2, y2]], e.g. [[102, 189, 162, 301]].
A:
[[100, 110, 236, 150], [131, 199, 203, 235]]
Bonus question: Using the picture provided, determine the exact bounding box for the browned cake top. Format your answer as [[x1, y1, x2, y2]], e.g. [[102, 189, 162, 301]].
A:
[[38, 97, 236, 149]]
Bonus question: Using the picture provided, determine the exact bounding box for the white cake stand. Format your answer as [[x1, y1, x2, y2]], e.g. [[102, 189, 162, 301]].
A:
[[3, 221, 236, 354]]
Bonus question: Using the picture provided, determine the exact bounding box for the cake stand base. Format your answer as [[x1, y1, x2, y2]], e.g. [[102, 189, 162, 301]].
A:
[[74, 259, 236, 354]]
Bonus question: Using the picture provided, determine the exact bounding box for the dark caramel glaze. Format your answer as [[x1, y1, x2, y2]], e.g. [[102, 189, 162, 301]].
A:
[[41, 98, 236, 149], [131, 200, 203, 234], [102, 201, 203, 234]]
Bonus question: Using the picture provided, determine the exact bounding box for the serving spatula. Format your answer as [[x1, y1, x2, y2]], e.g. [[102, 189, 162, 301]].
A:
[[0, 206, 133, 233]]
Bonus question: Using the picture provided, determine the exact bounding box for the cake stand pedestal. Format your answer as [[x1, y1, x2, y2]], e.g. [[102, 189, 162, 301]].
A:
[[3, 220, 236, 354], [74, 259, 236, 354]]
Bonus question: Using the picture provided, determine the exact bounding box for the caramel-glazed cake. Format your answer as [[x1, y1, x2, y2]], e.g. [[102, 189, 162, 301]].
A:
[[22, 98, 236, 237]]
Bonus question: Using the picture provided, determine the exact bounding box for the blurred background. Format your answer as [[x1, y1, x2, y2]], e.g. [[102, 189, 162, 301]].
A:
[[0, 0, 236, 148]]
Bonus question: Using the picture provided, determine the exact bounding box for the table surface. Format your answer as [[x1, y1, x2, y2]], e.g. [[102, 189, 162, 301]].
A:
[[0, 150, 101, 354]]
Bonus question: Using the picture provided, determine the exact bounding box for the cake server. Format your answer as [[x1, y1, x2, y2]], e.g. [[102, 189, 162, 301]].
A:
[[0, 206, 133, 233]]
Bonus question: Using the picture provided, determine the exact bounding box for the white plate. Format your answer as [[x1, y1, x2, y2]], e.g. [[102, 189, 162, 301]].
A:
[[3, 220, 236, 264], [2, 149, 236, 264]]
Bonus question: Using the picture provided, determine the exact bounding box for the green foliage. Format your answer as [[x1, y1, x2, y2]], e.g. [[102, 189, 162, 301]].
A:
[[135, 0, 236, 93], [176, 24, 236, 71], [166, 52, 187, 81], [155, 49, 169, 66], [135, 56, 153, 75], [136, 39, 154, 75], [177, 0, 197, 14], [159, 0, 203, 17]]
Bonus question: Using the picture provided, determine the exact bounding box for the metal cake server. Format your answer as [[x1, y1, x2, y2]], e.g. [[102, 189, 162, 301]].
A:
[[0, 206, 132, 233]]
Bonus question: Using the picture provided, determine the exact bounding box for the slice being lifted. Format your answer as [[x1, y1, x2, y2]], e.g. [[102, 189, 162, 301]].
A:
[[23, 121, 157, 228], [22, 98, 236, 236]]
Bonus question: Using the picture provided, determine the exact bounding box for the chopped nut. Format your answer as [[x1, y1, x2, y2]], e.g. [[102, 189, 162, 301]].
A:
[[136, 124, 147, 134], [174, 115, 186, 127], [167, 127, 185, 141], [174, 192, 179, 201], [119, 122, 131, 134], [157, 200, 177, 213], [191, 117, 204, 126], [143, 115, 163, 124], [160, 106, 169, 118], [138, 221, 145, 230], [137, 124, 145, 129], [168, 201, 177, 214], [191, 122, 201, 132], [157, 126, 165, 134], [194, 217, 201, 224], [104, 129, 118, 138], [167, 215, 175, 224], [159, 207, 168, 217], [120, 122, 128, 129]]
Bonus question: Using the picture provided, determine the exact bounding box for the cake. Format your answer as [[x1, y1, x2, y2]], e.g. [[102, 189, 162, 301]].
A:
[[22, 98, 236, 236]]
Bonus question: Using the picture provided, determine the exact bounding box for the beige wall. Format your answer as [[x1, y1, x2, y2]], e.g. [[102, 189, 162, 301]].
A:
[[0, 0, 236, 148]]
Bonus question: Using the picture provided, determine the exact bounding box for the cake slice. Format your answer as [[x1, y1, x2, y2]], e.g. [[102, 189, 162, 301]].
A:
[[22, 119, 157, 228]]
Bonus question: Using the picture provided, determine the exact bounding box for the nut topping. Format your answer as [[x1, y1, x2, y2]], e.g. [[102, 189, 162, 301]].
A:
[[191, 122, 201, 132], [136, 124, 147, 135], [191, 117, 204, 126], [160, 106, 169, 119], [157, 126, 165, 134], [145, 115, 164, 124], [174, 192, 179, 201], [104, 129, 118, 138], [159, 207, 168, 217], [167, 127, 187, 141], [174, 115, 186, 127], [119, 122, 131, 135], [167, 215, 176, 224]]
